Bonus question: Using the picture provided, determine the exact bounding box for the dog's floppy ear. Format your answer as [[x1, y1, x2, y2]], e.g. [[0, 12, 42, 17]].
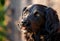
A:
[[45, 7, 59, 34]]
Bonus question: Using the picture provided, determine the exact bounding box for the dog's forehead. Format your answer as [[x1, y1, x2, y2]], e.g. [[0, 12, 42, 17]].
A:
[[26, 5, 37, 13], [26, 4, 46, 14]]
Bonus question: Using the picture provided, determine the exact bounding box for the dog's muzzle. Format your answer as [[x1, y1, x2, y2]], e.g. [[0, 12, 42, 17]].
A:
[[20, 18, 32, 32]]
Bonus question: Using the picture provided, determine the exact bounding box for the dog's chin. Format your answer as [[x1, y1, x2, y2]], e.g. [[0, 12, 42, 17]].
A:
[[21, 26, 32, 34], [21, 26, 27, 34]]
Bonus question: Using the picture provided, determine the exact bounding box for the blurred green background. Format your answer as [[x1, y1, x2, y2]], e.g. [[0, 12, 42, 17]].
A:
[[0, 0, 9, 41]]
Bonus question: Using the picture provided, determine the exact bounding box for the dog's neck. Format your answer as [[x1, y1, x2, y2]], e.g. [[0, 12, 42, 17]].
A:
[[32, 24, 47, 41]]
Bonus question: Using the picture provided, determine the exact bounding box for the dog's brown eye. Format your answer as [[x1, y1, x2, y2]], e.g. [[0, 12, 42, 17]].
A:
[[24, 11, 28, 16], [34, 12, 40, 17], [22, 11, 29, 19]]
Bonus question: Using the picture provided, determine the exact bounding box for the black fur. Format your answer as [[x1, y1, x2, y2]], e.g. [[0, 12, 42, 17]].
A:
[[21, 4, 60, 41]]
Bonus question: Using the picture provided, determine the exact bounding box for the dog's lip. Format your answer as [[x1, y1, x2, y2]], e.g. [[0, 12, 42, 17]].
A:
[[21, 26, 27, 33], [21, 26, 26, 30]]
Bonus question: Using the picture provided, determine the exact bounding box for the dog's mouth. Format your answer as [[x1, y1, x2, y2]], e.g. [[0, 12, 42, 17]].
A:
[[20, 19, 32, 33], [20, 25, 32, 34], [20, 26, 27, 33]]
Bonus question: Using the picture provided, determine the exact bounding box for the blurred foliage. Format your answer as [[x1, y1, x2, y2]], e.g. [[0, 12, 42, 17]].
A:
[[0, 0, 9, 41], [0, 0, 5, 6]]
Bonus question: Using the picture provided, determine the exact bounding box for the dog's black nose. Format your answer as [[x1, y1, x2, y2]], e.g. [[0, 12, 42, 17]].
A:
[[21, 20, 27, 26], [21, 19, 31, 27]]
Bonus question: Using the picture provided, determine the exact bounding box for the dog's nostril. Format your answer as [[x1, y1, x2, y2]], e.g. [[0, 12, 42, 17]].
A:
[[21, 21, 26, 26], [21, 20, 31, 27], [22, 21, 26, 24]]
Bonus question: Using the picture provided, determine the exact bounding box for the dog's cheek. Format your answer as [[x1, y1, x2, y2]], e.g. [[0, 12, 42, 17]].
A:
[[30, 21, 40, 32]]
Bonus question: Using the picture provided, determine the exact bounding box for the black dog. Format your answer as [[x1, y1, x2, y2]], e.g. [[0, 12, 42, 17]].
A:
[[20, 4, 60, 41]]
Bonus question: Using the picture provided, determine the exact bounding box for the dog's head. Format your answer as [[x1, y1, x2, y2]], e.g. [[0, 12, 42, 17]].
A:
[[20, 4, 59, 41], [21, 4, 46, 32]]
